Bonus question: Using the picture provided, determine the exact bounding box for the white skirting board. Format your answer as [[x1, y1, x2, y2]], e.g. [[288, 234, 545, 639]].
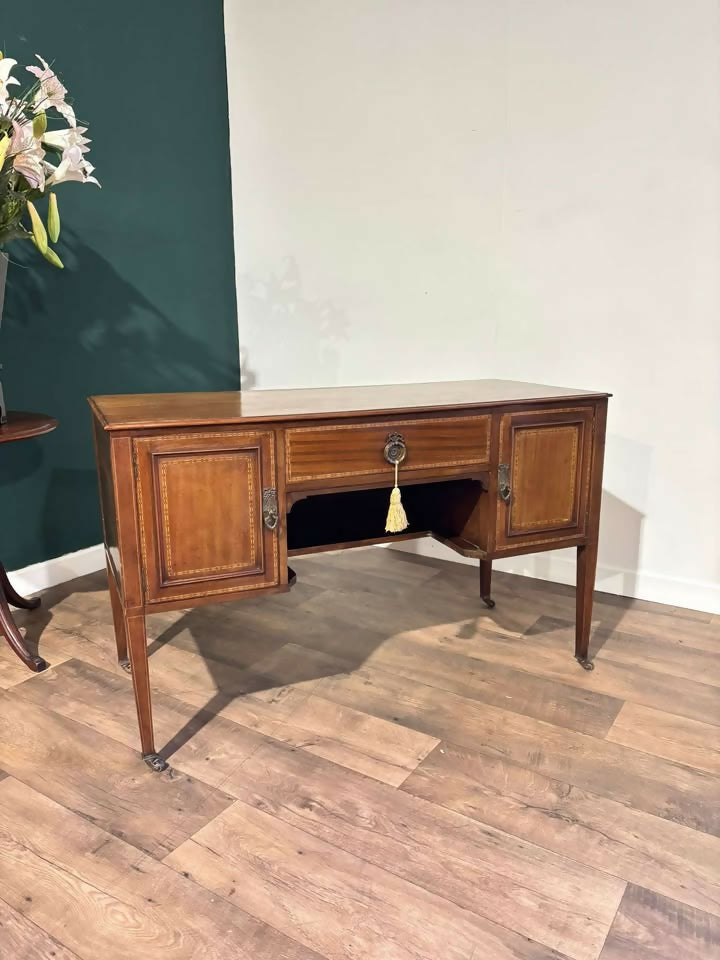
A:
[[8, 544, 106, 599], [9, 539, 720, 615], [389, 539, 720, 616]]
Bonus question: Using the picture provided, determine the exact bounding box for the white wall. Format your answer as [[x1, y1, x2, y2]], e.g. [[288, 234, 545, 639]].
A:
[[224, 0, 720, 613]]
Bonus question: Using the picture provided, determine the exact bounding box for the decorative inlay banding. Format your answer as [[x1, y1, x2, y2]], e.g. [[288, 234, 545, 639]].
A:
[[511, 426, 579, 529], [133, 430, 280, 599], [286, 414, 492, 483], [158, 453, 257, 577]]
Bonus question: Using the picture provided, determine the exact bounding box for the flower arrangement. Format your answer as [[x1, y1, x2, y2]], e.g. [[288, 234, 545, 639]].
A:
[[0, 51, 99, 269]]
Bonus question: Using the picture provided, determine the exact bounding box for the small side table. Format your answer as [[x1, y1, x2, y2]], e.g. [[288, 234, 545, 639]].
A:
[[0, 411, 58, 672]]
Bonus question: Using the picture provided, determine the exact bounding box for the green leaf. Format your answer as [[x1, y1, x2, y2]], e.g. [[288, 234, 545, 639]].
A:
[[26, 200, 48, 254], [48, 193, 60, 243], [32, 111, 47, 139]]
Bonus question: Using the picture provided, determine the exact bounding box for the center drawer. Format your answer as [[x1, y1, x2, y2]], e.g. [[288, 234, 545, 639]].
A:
[[285, 414, 492, 488]]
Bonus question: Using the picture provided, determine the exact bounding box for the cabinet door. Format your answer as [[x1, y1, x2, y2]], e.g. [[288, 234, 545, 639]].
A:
[[134, 430, 282, 603], [495, 407, 594, 551]]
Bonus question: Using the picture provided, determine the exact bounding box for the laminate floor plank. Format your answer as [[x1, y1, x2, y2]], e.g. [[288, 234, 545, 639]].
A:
[[30, 631, 437, 788], [0, 688, 234, 858], [317, 665, 720, 835], [599, 884, 720, 960], [402, 742, 720, 918], [137, 633, 437, 785], [0, 644, 71, 688], [595, 628, 720, 686], [13, 658, 267, 788], [246, 600, 623, 738], [299, 571, 541, 637], [219, 737, 625, 960], [0, 897, 82, 960], [165, 799, 572, 960], [359, 635, 623, 737], [406, 557, 718, 658], [12, 615, 128, 675], [0, 550, 717, 960], [148, 596, 389, 677], [0, 777, 322, 960], [522, 616, 720, 688], [262, 693, 439, 785], [392, 619, 720, 728], [606, 702, 720, 775]]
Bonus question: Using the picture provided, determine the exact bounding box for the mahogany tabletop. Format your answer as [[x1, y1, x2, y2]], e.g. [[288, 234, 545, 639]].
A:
[[0, 412, 58, 444], [89, 380, 611, 431]]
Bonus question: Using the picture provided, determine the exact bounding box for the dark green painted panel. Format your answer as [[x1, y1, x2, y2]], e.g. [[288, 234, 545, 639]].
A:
[[1, 2, 239, 569]]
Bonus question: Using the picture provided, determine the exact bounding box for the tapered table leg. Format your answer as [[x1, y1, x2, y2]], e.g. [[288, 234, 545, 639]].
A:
[[125, 611, 167, 771], [576, 541, 599, 670], [479, 559, 495, 608], [106, 561, 130, 671], [0, 572, 47, 672]]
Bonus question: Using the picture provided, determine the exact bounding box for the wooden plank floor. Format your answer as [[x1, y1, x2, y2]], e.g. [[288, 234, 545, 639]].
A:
[[0, 547, 718, 960]]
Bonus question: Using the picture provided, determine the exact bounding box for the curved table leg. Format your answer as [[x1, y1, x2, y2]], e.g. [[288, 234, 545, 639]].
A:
[[0, 562, 41, 610], [0, 584, 47, 671]]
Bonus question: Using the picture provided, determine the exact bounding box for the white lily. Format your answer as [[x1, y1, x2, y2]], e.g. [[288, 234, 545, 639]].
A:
[[9, 119, 46, 190], [45, 144, 100, 187], [42, 125, 91, 153], [0, 58, 20, 109], [26, 54, 76, 127]]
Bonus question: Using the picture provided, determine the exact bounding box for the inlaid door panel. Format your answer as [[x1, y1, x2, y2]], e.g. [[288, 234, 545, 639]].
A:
[[495, 407, 594, 550], [134, 430, 281, 603]]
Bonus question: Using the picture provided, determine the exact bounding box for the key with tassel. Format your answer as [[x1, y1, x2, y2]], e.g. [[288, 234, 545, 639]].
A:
[[383, 433, 409, 533]]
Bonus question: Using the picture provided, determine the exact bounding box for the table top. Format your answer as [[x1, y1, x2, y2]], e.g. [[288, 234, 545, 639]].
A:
[[0, 412, 58, 444], [89, 380, 610, 431]]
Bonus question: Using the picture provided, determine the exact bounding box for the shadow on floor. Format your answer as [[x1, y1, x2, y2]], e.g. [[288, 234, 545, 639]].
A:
[[10, 543, 655, 763]]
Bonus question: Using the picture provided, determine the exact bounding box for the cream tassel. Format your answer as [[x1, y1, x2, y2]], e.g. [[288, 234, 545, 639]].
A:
[[385, 461, 409, 533]]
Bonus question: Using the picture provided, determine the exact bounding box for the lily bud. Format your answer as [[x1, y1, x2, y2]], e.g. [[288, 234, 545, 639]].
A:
[[27, 201, 48, 254], [33, 111, 47, 139], [48, 193, 60, 243], [0, 135, 8, 168], [43, 246, 64, 269]]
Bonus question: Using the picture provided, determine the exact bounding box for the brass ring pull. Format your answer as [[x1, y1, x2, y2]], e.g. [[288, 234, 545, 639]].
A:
[[262, 488, 279, 530], [383, 433, 407, 466]]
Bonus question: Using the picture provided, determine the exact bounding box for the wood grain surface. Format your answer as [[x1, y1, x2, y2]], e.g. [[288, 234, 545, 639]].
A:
[[0, 547, 717, 960], [89, 380, 609, 430]]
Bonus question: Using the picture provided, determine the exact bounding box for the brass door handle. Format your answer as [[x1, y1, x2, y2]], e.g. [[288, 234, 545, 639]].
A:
[[262, 488, 279, 530], [498, 463, 511, 503]]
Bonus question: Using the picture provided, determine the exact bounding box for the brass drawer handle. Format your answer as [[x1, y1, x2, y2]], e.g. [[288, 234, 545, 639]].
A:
[[498, 463, 511, 503], [262, 488, 279, 530], [383, 433, 407, 466]]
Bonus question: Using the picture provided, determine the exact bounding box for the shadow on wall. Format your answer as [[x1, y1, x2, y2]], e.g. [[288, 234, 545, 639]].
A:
[[0, 230, 239, 563], [506, 490, 645, 657], [596, 491, 644, 599], [240, 256, 349, 386], [524, 492, 644, 600], [4, 228, 238, 402]]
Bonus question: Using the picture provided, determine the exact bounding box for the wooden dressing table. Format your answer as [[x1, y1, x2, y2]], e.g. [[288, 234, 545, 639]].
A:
[[89, 380, 609, 771]]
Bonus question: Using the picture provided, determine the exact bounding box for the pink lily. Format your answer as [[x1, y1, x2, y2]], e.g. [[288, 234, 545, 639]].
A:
[[45, 144, 100, 188], [26, 54, 76, 127], [0, 58, 20, 110], [9, 119, 46, 190]]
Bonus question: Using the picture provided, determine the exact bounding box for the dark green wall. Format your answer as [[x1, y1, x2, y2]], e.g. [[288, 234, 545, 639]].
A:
[[2, 2, 239, 569]]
